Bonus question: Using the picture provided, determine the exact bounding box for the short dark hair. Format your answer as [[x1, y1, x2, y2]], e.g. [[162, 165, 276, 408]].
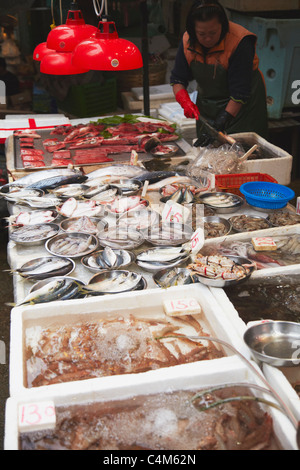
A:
[[186, 0, 229, 48]]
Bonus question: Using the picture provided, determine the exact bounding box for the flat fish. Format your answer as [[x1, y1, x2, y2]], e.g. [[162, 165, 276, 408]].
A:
[[86, 165, 145, 181]]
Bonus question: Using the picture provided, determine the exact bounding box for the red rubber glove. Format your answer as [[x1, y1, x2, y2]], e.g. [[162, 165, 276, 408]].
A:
[[175, 89, 200, 120]]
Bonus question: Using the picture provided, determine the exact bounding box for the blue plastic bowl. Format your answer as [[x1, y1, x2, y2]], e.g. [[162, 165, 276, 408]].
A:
[[239, 182, 295, 210]]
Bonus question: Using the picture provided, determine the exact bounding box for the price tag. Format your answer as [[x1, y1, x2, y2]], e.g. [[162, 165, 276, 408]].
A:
[[163, 298, 201, 316], [190, 227, 204, 254], [130, 149, 138, 165], [161, 200, 190, 224], [19, 400, 56, 432]]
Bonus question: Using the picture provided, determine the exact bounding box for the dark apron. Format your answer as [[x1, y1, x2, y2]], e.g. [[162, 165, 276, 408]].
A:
[[190, 60, 269, 139]]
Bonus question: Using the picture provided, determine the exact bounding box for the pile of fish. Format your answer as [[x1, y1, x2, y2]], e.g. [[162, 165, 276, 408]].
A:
[[16, 256, 74, 281], [142, 223, 193, 246], [199, 193, 243, 211], [83, 270, 143, 295], [60, 216, 100, 234], [83, 247, 134, 271], [10, 223, 59, 244], [229, 215, 271, 232], [17, 277, 85, 306], [57, 197, 103, 218], [47, 233, 97, 257], [98, 227, 144, 250], [136, 246, 191, 270], [9, 210, 58, 226], [154, 267, 198, 288]]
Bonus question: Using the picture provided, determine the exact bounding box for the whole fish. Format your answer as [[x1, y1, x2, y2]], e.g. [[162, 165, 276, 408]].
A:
[[16, 257, 73, 280], [8, 169, 83, 187], [16, 279, 66, 306], [82, 271, 142, 294], [134, 170, 183, 184], [86, 165, 145, 181], [27, 174, 88, 192]]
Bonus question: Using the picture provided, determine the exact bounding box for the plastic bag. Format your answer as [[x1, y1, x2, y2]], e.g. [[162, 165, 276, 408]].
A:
[[187, 143, 246, 177]]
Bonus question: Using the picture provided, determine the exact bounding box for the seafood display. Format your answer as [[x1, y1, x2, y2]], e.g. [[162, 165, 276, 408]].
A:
[[199, 192, 244, 213], [8, 210, 58, 226], [267, 210, 300, 227], [16, 277, 85, 306], [203, 235, 300, 269], [60, 216, 103, 234], [1, 188, 43, 202], [188, 255, 251, 285], [10, 223, 59, 244], [15, 256, 74, 281], [97, 228, 144, 250], [24, 314, 223, 387], [142, 223, 193, 246], [50, 184, 90, 198], [118, 208, 160, 231], [204, 217, 231, 239], [153, 267, 198, 288], [83, 271, 144, 295], [82, 247, 135, 271], [151, 143, 179, 157], [136, 246, 191, 271], [19, 386, 280, 450], [46, 232, 98, 258], [106, 195, 148, 214], [230, 215, 271, 232], [57, 197, 103, 218], [224, 274, 300, 324]]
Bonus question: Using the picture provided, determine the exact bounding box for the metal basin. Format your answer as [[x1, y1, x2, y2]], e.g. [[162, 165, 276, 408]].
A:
[[244, 321, 300, 367]]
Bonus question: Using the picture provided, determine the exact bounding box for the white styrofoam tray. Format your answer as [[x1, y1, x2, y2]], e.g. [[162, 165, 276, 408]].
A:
[[9, 283, 251, 397], [263, 363, 300, 422], [229, 132, 293, 186], [5, 355, 298, 450]]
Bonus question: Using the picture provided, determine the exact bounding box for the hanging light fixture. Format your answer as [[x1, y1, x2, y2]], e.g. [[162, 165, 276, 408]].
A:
[[40, 51, 89, 75], [46, 5, 98, 53], [33, 42, 53, 62], [72, 0, 143, 71]]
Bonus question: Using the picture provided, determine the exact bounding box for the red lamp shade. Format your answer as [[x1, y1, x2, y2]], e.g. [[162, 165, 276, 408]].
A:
[[40, 51, 89, 75], [33, 42, 53, 61], [72, 21, 143, 71], [46, 9, 98, 52]]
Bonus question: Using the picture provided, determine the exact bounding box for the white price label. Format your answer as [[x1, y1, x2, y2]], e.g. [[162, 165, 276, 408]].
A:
[[162, 200, 190, 224], [19, 400, 56, 432], [163, 298, 201, 316], [190, 227, 204, 254]]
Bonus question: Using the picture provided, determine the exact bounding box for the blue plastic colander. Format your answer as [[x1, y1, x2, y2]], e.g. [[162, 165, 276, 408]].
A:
[[239, 182, 295, 209]]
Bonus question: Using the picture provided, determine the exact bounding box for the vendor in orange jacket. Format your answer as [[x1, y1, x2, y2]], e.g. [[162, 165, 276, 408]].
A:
[[171, 0, 268, 146]]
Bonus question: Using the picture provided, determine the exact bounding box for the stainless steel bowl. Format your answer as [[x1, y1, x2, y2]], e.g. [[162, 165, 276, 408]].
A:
[[199, 192, 244, 214], [60, 216, 107, 234], [46, 232, 98, 258], [86, 270, 146, 295], [17, 256, 75, 281], [229, 214, 272, 233], [81, 248, 136, 272], [110, 178, 143, 196], [10, 222, 60, 246], [244, 321, 300, 367], [203, 216, 232, 239], [189, 255, 255, 288], [142, 222, 193, 246], [153, 267, 199, 288]]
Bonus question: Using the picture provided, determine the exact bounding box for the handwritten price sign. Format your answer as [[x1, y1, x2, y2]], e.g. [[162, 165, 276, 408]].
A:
[[163, 298, 201, 316], [162, 200, 190, 224], [19, 400, 56, 432], [190, 227, 204, 254]]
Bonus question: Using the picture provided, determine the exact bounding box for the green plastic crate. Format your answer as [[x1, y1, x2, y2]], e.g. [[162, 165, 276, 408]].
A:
[[58, 78, 117, 118]]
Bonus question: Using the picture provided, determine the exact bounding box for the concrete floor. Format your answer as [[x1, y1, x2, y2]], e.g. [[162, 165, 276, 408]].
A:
[[0, 148, 299, 451]]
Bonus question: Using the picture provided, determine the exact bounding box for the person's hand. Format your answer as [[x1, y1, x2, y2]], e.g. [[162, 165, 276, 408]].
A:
[[193, 133, 214, 147], [175, 89, 200, 120], [212, 109, 233, 132]]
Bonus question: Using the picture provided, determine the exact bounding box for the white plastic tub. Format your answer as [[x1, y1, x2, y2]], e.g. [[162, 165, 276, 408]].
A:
[[4, 356, 298, 450], [9, 283, 250, 397]]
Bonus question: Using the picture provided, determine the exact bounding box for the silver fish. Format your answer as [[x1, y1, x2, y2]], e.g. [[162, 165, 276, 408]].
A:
[[84, 271, 142, 294], [16, 257, 74, 280], [86, 165, 145, 181], [17, 279, 66, 306], [10, 223, 58, 242]]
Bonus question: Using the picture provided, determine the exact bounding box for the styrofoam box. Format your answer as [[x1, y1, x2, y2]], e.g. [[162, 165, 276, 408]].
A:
[[4, 356, 298, 450], [263, 364, 300, 423], [9, 283, 251, 397], [230, 132, 293, 185]]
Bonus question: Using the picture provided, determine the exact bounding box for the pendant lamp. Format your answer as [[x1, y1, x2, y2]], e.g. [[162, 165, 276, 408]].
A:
[[72, 19, 143, 71], [40, 51, 89, 75], [46, 8, 98, 52], [33, 42, 53, 62]]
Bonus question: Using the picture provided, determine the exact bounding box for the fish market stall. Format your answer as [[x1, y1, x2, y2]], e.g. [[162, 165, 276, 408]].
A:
[[3, 113, 300, 451]]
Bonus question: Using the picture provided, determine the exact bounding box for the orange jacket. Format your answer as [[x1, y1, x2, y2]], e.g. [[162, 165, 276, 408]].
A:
[[183, 21, 259, 71]]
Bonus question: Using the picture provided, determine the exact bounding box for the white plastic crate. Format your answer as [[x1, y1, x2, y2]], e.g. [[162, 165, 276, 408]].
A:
[[4, 356, 298, 450], [9, 283, 250, 397]]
